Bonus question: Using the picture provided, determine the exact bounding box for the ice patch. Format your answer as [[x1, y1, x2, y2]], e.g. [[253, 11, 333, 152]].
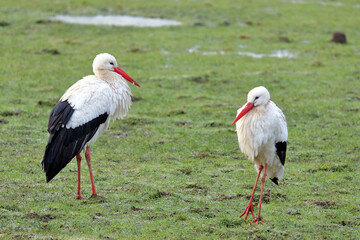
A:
[[50, 15, 182, 27]]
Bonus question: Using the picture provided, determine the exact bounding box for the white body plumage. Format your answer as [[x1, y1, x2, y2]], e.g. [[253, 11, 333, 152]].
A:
[[60, 74, 132, 145], [234, 86, 288, 181]]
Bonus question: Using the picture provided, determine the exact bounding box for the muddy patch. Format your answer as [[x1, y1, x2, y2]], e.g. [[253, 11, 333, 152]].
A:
[[189, 75, 210, 83], [131, 96, 142, 102], [174, 121, 191, 127], [194, 152, 210, 159], [278, 37, 291, 43], [149, 190, 172, 199], [1, 110, 23, 117], [131, 206, 145, 211], [331, 32, 347, 44], [220, 218, 244, 228], [213, 194, 250, 201], [179, 167, 192, 175], [26, 212, 56, 222], [42, 49, 60, 55], [0, 21, 10, 27], [313, 200, 337, 209], [204, 122, 225, 127], [168, 109, 186, 116], [122, 117, 153, 126], [185, 183, 209, 195], [35, 19, 51, 24], [37, 99, 57, 107], [307, 164, 352, 173]]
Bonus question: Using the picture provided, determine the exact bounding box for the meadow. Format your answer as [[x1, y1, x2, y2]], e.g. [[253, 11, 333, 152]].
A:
[[0, 0, 359, 239]]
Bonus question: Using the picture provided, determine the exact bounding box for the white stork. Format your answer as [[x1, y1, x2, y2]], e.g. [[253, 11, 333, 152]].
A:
[[42, 53, 140, 199], [232, 86, 287, 224]]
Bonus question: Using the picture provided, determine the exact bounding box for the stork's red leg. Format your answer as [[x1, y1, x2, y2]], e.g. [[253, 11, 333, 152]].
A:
[[241, 165, 263, 220], [250, 164, 269, 225], [76, 154, 82, 199], [85, 146, 106, 199]]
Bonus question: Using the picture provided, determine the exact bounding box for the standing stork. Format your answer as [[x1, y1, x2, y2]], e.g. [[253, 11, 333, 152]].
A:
[[42, 53, 140, 199], [232, 86, 287, 224]]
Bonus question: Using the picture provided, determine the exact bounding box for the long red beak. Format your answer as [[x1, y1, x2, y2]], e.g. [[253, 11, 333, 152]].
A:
[[114, 67, 140, 87], [232, 102, 254, 125]]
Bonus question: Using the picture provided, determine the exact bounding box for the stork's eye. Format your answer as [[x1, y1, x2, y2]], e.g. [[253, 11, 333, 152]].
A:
[[110, 62, 114, 66], [255, 96, 259, 100]]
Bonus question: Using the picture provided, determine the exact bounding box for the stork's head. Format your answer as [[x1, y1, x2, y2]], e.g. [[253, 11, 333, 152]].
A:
[[92, 53, 140, 87], [232, 86, 270, 125]]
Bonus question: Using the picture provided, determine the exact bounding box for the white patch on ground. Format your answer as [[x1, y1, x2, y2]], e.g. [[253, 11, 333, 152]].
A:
[[237, 52, 266, 59], [284, 0, 348, 7], [283, 0, 306, 4], [160, 49, 170, 55], [318, 1, 343, 6], [238, 50, 297, 59], [185, 46, 296, 58], [50, 15, 182, 27], [203, 50, 225, 55], [269, 50, 297, 58], [187, 45, 201, 53]]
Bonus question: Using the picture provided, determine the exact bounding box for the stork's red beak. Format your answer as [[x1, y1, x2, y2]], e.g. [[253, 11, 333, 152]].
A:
[[114, 67, 140, 87], [232, 102, 254, 125]]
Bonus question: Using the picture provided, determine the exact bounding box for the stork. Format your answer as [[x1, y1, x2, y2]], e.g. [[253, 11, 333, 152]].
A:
[[232, 86, 287, 224], [42, 53, 140, 199]]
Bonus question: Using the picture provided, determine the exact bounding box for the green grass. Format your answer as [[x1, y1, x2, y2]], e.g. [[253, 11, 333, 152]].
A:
[[0, 0, 359, 239]]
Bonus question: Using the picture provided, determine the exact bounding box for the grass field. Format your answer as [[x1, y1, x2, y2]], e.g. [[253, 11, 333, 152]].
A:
[[0, 0, 359, 239]]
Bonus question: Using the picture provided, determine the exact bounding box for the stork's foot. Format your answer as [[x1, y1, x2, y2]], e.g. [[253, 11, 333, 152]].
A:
[[249, 216, 269, 225], [89, 194, 107, 200], [76, 194, 82, 200], [240, 202, 255, 220]]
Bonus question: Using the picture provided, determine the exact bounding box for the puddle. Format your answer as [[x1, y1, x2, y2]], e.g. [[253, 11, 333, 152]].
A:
[[237, 52, 266, 59], [50, 15, 182, 27], [269, 50, 297, 58], [238, 50, 296, 59], [284, 0, 348, 7], [283, 0, 306, 3], [186, 45, 296, 58], [238, 44, 248, 48], [203, 50, 225, 55], [318, 1, 343, 6]]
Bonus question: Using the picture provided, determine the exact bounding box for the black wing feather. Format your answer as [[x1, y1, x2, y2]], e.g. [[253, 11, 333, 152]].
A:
[[48, 100, 75, 132], [42, 100, 109, 182], [275, 141, 287, 166]]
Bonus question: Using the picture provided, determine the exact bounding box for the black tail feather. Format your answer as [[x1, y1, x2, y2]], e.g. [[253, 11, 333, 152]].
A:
[[270, 177, 279, 185], [42, 112, 108, 182]]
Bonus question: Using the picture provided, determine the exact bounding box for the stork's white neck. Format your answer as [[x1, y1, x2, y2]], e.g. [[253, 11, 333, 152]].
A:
[[97, 72, 132, 120]]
